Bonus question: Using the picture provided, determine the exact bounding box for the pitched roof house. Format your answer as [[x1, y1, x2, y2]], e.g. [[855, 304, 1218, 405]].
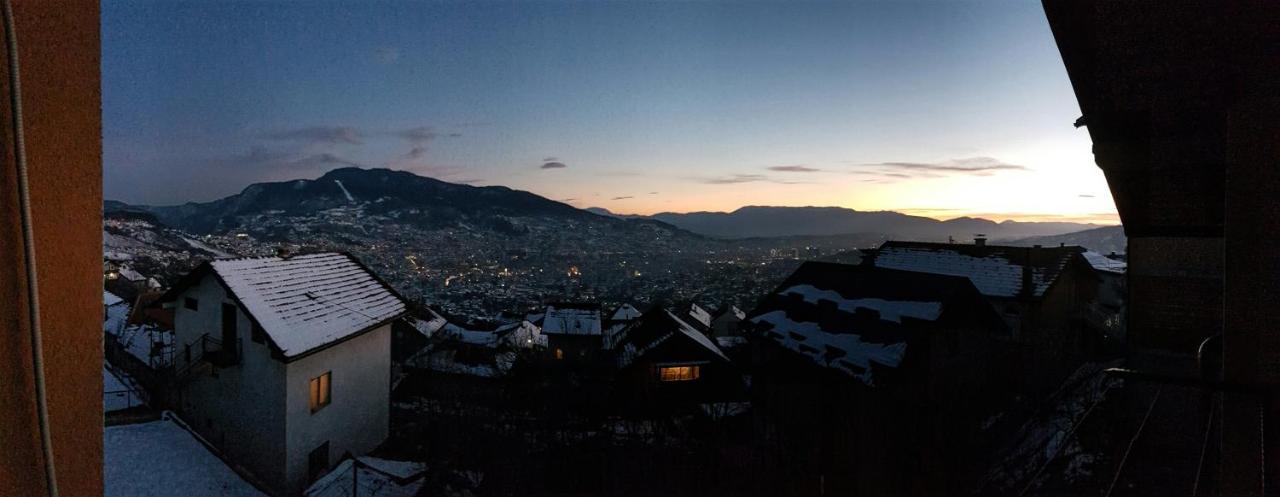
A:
[[745, 261, 1008, 495], [540, 303, 603, 361], [159, 252, 407, 496], [861, 240, 1101, 393], [611, 307, 741, 410]]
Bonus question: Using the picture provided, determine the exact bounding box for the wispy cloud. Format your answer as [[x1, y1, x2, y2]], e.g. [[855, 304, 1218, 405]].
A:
[[375, 47, 400, 64], [397, 126, 439, 145], [697, 173, 806, 185], [612, 196, 634, 200], [767, 164, 822, 173], [649, 191, 659, 195], [263, 126, 364, 146], [867, 156, 1028, 173], [848, 156, 1029, 182], [1078, 194, 1096, 198], [540, 161, 567, 170]]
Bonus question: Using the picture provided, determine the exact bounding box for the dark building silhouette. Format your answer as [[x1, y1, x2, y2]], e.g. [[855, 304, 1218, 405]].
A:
[[744, 262, 1008, 495], [1043, 1, 1280, 495], [862, 240, 1100, 394]]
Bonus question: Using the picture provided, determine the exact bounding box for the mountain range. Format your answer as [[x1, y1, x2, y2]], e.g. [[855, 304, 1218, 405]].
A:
[[106, 167, 1111, 246], [588, 205, 1108, 241], [109, 168, 688, 239]]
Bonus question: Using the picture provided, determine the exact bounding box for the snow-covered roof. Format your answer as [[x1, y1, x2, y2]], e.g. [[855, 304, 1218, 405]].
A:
[[866, 241, 1084, 298], [105, 291, 125, 307], [1082, 251, 1127, 274], [714, 305, 746, 322], [105, 414, 267, 497], [751, 310, 907, 384], [746, 261, 999, 386], [407, 311, 448, 339], [187, 253, 406, 358], [686, 303, 712, 329], [611, 304, 642, 321], [778, 285, 942, 323], [118, 266, 145, 282], [542, 304, 602, 336], [616, 309, 729, 369], [306, 457, 427, 497]]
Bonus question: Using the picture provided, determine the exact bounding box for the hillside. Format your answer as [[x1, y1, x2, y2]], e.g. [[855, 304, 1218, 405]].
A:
[[1005, 225, 1127, 254], [599, 205, 1104, 240]]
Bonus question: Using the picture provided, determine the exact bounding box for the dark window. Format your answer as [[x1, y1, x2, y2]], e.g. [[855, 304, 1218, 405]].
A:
[[184, 297, 198, 311], [251, 322, 265, 344], [308, 441, 330, 482], [221, 303, 237, 344]]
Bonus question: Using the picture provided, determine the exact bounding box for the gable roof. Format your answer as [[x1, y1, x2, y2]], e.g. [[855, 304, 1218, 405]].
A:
[[1082, 251, 1127, 274], [162, 252, 407, 359], [746, 262, 998, 386], [713, 305, 745, 322], [105, 291, 125, 307], [542, 303, 602, 336], [610, 304, 642, 322], [615, 308, 729, 369], [862, 241, 1088, 299]]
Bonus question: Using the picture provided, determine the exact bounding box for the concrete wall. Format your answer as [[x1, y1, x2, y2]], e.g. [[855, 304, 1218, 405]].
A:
[[173, 275, 288, 492], [283, 324, 391, 495]]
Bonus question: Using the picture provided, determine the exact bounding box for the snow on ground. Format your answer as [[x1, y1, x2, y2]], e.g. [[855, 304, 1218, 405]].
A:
[[104, 302, 131, 336], [105, 414, 267, 497], [182, 236, 233, 258], [778, 284, 943, 323], [116, 324, 174, 368], [103, 366, 145, 412], [334, 179, 357, 203], [983, 361, 1122, 493], [306, 456, 427, 497]]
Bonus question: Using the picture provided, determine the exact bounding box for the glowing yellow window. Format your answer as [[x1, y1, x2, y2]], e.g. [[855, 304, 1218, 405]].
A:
[[555, 348, 564, 360], [659, 365, 700, 382], [309, 372, 331, 412]]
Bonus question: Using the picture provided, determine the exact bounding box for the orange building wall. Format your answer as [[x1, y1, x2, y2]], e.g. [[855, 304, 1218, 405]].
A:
[[0, 1, 103, 495]]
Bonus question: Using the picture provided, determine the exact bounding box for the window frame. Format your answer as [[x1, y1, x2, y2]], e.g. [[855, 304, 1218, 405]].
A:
[[183, 297, 199, 311], [657, 364, 702, 382], [309, 371, 332, 413]]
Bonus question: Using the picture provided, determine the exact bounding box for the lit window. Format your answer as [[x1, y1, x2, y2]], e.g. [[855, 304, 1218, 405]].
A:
[[659, 365, 700, 382], [309, 372, 331, 412], [555, 348, 564, 360]]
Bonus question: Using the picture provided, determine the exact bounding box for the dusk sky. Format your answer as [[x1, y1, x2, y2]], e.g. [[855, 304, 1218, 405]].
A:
[[103, 1, 1118, 224]]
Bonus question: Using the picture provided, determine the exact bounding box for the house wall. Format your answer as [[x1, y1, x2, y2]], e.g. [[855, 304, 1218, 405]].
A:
[[710, 314, 742, 338], [172, 275, 287, 493], [614, 339, 741, 411], [0, 3, 103, 493], [283, 324, 391, 496], [547, 334, 602, 362]]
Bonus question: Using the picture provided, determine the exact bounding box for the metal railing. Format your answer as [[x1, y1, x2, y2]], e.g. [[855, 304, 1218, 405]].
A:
[[175, 333, 242, 380]]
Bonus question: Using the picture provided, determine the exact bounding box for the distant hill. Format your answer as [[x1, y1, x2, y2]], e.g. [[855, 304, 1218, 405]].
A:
[[1005, 225, 1127, 254], [110, 168, 694, 240], [606, 205, 1105, 241]]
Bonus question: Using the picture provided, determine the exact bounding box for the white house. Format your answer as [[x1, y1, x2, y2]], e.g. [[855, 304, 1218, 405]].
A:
[[159, 252, 407, 496]]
